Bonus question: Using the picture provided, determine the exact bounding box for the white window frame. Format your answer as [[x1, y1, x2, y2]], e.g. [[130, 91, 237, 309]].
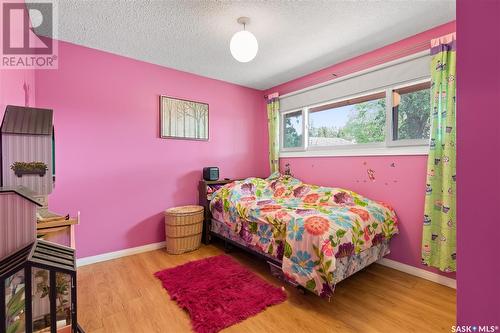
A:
[[280, 108, 306, 152], [280, 78, 431, 157], [386, 78, 431, 148]]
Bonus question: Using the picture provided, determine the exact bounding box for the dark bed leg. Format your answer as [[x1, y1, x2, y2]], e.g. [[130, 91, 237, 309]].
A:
[[296, 286, 307, 295], [224, 240, 233, 253]]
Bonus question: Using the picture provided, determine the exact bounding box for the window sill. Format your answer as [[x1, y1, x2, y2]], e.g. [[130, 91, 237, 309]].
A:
[[280, 145, 429, 158]]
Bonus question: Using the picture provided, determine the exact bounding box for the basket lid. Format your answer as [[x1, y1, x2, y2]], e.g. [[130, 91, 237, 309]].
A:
[[165, 205, 204, 215]]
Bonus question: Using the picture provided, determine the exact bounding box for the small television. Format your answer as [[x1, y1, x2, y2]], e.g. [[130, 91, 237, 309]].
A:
[[203, 167, 219, 181]]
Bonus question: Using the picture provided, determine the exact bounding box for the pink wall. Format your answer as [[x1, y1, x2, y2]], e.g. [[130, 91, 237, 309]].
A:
[[457, 0, 500, 325], [268, 21, 456, 96], [0, 69, 35, 116], [271, 23, 457, 279], [0, 0, 36, 116], [35, 41, 268, 258]]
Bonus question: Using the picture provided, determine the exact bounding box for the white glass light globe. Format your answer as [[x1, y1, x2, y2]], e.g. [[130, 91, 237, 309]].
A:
[[230, 30, 258, 63]]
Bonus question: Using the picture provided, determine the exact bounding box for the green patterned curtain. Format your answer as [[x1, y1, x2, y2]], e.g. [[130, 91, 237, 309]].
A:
[[422, 34, 456, 272], [267, 95, 280, 173]]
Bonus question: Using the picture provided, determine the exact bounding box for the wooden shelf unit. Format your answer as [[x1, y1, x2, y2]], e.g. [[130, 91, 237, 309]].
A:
[[36, 216, 79, 248], [198, 179, 239, 244]]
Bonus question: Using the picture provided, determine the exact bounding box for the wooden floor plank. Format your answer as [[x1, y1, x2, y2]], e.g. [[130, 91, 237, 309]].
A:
[[77, 243, 456, 333]]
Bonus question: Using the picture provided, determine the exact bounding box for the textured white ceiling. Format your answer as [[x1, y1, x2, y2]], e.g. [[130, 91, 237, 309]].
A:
[[42, 0, 455, 90]]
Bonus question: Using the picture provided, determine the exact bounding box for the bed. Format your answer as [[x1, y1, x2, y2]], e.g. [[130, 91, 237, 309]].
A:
[[208, 173, 399, 297]]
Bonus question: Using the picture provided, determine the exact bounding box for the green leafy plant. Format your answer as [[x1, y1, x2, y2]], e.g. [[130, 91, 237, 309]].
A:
[[10, 161, 48, 172], [396, 89, 431, 139], [6, 287, 25, 333], [6, 273, 26, 333], [283, 113, 303, 148], [35, 270, 71, 317]]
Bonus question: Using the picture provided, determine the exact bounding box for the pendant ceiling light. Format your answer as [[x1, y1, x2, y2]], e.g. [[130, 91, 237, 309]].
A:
[[230, 17, 258, 63]]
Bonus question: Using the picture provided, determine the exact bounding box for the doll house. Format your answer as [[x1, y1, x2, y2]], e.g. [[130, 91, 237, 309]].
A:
[[0, 106, 84, 333], [0, 239, 82, 333], [0, 105, 55, 196], [0, 187, 41, 259]]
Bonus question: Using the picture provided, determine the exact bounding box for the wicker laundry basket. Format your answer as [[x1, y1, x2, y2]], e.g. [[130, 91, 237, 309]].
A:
[[164, 205, 204, 254]]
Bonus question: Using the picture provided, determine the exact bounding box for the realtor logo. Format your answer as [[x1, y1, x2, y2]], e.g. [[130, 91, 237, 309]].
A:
[[1, 1, 58, 68]]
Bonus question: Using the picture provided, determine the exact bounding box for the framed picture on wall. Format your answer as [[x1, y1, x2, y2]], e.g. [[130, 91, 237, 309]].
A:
[[160, 95, 209, 140]]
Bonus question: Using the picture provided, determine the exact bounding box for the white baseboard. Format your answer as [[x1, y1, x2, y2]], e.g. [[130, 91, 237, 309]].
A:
[[76, 242, 456, 289], [377, 258, 456, 289], [76, 241, 166, 267]]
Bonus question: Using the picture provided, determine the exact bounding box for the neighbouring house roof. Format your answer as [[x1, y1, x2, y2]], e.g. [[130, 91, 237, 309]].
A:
[[1, 105, 53, 135], [0, 186, 43, 206], [308, 136, 354, 146]]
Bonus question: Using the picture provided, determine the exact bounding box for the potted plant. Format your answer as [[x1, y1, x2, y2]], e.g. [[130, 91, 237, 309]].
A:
[[34, 270, 72, 331], [5, 273, 25, 333], [10, 162, 48, 177]]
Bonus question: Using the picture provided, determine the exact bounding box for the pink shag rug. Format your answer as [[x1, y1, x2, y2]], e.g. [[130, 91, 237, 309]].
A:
[[154, 255, 287, 333]]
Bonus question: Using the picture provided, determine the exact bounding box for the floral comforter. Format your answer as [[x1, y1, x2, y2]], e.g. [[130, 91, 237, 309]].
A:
[[209, 175, 398, 297]]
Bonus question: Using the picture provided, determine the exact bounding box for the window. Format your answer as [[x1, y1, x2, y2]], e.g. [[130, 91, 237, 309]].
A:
[[392, 82, 431, 141], [279, 79, 431, 156], [282, 110, 303, 149], [308, 92, 386, 147]]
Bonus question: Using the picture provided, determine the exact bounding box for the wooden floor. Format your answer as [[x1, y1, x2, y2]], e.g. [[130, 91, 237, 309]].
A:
[[77, 242, 456, 333]]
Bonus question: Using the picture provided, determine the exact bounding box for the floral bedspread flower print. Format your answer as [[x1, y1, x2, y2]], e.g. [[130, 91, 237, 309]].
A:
[[210, 175, 399, 297]]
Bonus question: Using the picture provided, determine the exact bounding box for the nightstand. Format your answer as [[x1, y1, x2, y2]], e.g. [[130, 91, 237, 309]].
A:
[[198, 179, 239, 244]]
